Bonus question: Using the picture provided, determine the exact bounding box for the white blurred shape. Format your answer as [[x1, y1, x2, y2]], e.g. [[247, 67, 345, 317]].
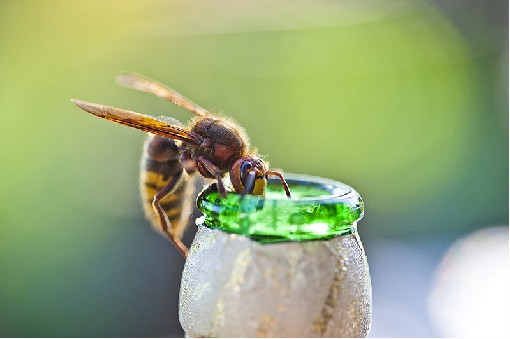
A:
[[429, 226, 509, 338]]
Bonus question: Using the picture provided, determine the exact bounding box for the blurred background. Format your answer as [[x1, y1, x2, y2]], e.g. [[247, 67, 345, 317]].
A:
[[0, 0, 507, 337]]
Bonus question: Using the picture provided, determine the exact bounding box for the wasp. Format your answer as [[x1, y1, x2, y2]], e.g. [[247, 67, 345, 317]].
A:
[[72, 73, 291, 258]]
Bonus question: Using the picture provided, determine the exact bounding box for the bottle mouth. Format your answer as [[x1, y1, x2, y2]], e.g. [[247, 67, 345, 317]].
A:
[[197, 173, 364, 243]]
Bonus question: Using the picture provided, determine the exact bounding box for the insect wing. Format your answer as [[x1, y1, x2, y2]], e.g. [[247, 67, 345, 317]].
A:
[[174, 173, 204, 240], [156, 115, 184, 128], [72, 99, 202, 145], [116, 72, 210, 117]]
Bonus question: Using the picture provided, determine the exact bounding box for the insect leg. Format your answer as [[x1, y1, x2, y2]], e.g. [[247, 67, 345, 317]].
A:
[[152, 169, 189, 258], [197, 156, 227, 197]]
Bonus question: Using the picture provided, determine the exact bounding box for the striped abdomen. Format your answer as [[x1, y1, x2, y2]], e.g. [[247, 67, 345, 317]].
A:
[[140, 135, 193, 239]]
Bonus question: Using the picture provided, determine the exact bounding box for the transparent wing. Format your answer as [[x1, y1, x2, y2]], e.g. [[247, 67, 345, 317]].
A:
[[173, 173, 205, 240], [116, 72, 210, 117], [156, 115, 184, 128]]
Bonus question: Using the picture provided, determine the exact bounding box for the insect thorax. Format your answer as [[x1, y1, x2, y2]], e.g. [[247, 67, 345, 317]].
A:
[[190, 117, 248, 170]]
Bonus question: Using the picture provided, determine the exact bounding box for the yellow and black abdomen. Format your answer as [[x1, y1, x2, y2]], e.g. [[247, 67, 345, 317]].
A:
[[139, 135, 192, 239]]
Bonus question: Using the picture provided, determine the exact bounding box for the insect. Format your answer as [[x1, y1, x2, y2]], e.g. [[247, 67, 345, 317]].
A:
[[72, 73, 291, 258]]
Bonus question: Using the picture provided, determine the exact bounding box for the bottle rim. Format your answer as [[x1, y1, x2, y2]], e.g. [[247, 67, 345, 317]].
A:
[[196, 173, 364, 243]]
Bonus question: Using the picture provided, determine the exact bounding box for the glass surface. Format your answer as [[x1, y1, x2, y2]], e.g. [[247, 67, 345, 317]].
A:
[[197, 174, 364, 243]]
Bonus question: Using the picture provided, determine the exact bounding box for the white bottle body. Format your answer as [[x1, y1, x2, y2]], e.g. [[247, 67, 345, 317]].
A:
[[179, 226, 372, 337]]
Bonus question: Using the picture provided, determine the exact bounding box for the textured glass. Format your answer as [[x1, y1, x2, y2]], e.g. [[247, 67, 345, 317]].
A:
[[197, 174, 364, 242]]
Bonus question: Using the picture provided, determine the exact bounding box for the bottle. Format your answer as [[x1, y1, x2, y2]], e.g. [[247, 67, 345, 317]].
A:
[[179, 174, 371, 337]]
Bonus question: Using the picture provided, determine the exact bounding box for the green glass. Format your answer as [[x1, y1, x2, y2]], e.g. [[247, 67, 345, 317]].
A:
[[196, 174, 364, 243]]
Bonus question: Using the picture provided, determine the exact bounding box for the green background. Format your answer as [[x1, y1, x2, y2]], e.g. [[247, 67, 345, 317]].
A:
[[0, 1, 507, 336]]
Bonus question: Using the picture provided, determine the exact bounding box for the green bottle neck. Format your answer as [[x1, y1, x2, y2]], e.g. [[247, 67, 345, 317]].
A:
[[196, 174, 364, 243]]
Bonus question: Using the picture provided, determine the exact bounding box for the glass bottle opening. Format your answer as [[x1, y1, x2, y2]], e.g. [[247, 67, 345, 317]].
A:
[[196, 174, 364, 243]]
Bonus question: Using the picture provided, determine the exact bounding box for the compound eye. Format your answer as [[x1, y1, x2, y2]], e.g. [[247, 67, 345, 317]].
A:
[[240, 161, 253, 182], [240, 160, 252, 173], [229, 156, 267, 195]]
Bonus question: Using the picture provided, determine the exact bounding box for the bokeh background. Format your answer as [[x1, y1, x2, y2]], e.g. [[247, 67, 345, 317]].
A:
[[0, 0, 507, 337]]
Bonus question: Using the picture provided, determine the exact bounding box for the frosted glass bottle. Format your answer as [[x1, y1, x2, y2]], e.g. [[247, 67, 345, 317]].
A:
[[179, 174, 372, 337]]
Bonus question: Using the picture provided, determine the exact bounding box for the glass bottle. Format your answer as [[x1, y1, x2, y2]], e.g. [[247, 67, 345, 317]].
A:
[[179, 174, 372, 337]]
